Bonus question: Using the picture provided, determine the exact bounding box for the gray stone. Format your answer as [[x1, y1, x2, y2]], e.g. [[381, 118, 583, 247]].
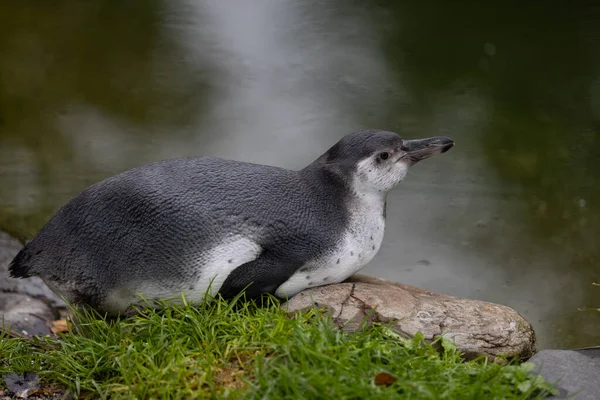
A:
[[528, 347, 600, 400], [0, 292, 57, 336], [284, 274, 536, 360], [2, 372, 40, 398], [0, 230, 65, 307]]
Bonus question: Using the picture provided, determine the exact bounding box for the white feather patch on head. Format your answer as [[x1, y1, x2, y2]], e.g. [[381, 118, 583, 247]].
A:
[[353, 156, 409, 194]]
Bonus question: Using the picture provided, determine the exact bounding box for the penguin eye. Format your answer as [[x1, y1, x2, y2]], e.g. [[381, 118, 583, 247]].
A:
[[378, 152, 390, 160]]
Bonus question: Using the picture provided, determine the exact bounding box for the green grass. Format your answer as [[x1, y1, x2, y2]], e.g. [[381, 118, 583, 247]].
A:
[[0, 295, 556, 399]]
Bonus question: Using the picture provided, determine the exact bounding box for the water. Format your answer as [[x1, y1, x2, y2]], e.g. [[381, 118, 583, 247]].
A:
[[1, 1, 599, 349]]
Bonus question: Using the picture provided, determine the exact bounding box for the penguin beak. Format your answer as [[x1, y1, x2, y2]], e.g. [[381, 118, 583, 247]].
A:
[[398, 136, 454, 165]]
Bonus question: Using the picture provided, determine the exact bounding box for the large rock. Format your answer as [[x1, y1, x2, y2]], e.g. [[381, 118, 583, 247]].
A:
[[0, 230, 65, 307], [284, 274, 536, 360], [0, 229, 64, 336], [0, 292, 57, 336], [528, 347, 600, 400]]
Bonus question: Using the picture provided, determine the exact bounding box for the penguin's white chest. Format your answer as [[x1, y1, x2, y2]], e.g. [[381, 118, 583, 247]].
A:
[[275, 193, 386, 298]]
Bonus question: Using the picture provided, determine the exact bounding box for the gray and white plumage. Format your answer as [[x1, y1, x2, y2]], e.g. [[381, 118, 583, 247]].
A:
[[9, 130, 454, 315]]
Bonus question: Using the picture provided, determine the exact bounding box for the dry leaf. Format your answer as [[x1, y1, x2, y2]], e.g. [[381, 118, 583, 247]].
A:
[[374, 372, 398, 386], [50, 319, 69, 333]]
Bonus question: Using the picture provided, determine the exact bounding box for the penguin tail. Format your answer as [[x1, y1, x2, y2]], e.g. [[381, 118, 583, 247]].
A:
[[8, 247, 35, 278]]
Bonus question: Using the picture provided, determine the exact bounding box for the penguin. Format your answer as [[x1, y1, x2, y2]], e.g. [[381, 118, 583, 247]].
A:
[[9, 130, 454, 315]]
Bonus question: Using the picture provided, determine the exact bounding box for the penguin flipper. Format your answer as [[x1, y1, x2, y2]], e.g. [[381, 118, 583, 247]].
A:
[[218, 253, 300, 300]]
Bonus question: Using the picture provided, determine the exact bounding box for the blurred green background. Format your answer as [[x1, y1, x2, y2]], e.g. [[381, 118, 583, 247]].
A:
[[0, 1, 598, 349]]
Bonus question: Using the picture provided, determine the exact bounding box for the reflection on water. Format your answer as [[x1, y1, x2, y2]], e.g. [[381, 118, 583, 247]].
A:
[[0, 1, 598, 349]]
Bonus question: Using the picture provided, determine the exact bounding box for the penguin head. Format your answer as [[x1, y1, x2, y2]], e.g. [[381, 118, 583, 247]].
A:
[[317, 130, 454, 193]]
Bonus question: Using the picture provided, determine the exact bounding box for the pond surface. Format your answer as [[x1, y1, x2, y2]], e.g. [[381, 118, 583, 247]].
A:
[[1, 1, 599, 349]]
